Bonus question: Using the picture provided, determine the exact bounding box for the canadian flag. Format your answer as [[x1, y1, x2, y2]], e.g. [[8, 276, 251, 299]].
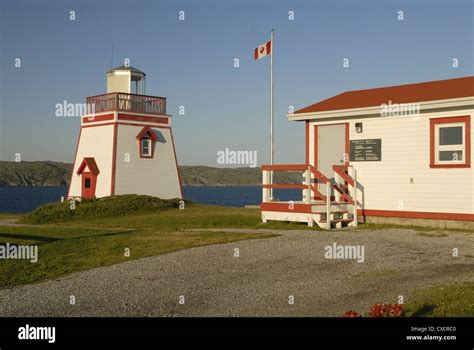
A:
[[254, 40, 271, 60]]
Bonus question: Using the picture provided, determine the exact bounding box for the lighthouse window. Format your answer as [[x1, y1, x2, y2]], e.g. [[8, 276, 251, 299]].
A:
[[85, 178, 91, 188], [141, 139, 152, 157]]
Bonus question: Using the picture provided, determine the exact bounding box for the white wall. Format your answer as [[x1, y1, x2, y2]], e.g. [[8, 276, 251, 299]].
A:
[[114, 124, 182, 199], [309, 109, 474, 214], [69, 124, 115, 198]]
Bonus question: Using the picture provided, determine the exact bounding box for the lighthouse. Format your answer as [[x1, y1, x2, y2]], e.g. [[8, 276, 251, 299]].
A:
[[67, 65, 182, 200]]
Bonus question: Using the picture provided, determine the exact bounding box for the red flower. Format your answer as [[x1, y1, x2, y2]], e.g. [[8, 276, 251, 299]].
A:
[[368, 303, 385, 317], [387, 303, 403, 317], [368, 303, 403, 317], [342, 310, 360, 317]]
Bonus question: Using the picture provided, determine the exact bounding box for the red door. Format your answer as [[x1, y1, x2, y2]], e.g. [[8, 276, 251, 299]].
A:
[[81, 172, 95, 199]]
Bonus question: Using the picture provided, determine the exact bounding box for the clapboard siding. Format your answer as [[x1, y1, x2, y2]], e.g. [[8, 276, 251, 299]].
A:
[[69, 125, 114, 198], [309, 108, 474, 214], [114, 124, 181, 199]]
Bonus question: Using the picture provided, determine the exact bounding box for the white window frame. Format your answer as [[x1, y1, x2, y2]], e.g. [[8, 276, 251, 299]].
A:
[[434, 122, 465, 165], [141, 138, 152, 157]]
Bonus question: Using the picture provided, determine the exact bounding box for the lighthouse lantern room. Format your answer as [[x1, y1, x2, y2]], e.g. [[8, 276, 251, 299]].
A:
[[67, 65, 182, 200]]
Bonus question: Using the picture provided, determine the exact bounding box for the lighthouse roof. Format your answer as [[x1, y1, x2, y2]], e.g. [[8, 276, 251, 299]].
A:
[[107, 65, 146, 76]]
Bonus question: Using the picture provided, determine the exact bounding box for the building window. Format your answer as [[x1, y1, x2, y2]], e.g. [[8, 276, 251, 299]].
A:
[[430, 116, 470, 168], [136, 126, 157, 159], [85, 178, 91, 188], [141, 138, 152, 157]]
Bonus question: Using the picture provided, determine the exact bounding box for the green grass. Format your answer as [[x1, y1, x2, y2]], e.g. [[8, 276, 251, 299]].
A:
[[356, 222, 434, 232], [358, 222, 474, 235], [0, 213, 21, 219], [0, 203, 279, 288], [404, 282, 474, 317]]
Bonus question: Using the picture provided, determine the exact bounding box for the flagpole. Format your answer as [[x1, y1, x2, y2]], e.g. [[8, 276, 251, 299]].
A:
[[269, 28, 274, 200]]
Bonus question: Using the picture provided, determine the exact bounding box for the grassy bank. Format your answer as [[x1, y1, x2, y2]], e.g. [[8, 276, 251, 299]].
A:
[[20, 195, 185, 224]]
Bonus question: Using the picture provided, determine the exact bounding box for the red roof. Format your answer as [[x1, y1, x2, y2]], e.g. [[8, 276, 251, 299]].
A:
[[294, 76, 474, 114], [136, 126, 157, 141], [77, 157, 100, 175]]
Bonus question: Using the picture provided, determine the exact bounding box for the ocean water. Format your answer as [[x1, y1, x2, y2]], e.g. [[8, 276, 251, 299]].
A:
[[0, 186, 301, 213]]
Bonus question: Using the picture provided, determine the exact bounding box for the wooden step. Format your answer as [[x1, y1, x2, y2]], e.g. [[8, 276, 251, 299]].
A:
[[318, 219, 354, 224], [312, 210, 349, 214], [311, 203, 352, 212]]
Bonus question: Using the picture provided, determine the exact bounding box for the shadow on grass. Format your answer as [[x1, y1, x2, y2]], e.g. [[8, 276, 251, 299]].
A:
[[0, 233, 59, 243], [407, 304, 437, 317], [0, 229, 138, 244]]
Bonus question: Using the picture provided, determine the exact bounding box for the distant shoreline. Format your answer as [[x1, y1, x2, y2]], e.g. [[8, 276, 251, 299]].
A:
[[0, 184, 267, 187], [0, 161, 302, 187]]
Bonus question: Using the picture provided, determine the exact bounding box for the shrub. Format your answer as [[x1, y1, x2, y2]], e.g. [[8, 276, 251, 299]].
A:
[[367, 303, 403, 318], [20, 195, 190, 224], [342, 303, 403, 318]]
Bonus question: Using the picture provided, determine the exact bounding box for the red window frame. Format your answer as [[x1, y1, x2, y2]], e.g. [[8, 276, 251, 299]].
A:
[[429, 115, 471, 168]]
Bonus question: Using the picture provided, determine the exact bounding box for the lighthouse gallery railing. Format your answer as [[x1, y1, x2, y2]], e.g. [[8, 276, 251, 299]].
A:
[[86, 92, 167, 116]]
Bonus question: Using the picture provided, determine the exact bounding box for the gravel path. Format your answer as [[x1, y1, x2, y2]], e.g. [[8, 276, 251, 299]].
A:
[[0, 228, 472, 317], [0, 218, 30, 227]]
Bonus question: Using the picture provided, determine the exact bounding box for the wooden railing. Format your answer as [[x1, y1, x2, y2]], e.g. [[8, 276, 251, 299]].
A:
[[261, 164, 331, 204], [333, 165, 354, 204], [333, 164, 358, 227], [86, 92, 166, 116], [261, 164, 308, 202], [262, 164, 358, 227], [261, 163, 358, 229]]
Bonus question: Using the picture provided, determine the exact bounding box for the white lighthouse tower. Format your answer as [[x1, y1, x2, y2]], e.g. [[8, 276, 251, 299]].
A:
[[67, 65, 182, 199]]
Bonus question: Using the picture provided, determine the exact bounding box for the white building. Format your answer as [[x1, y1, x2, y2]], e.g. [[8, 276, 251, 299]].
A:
[[67, 66, 182, 200], [261, 76, 474, 229]]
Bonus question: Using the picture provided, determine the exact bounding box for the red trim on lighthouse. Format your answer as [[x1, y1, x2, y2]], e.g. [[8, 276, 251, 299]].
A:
[[110, 123, 118, 196], [118, 113, 169, 125], [136, 126, 158, 159], [118, 122, 170, 129], [82, 121, 171, 129], [77, 157, 100, 175], [136, 126, 158, 141], [82, 113, 115, 124], [67, 127, 83, 198], [170, 128, 183, 199]]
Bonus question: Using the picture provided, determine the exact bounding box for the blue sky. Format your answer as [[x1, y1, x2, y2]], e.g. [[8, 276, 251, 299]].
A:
[[0, 0, 473, 166]]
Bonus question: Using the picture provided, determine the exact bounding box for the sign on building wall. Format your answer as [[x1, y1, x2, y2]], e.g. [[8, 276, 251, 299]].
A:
[[350, 139, 382, 161]]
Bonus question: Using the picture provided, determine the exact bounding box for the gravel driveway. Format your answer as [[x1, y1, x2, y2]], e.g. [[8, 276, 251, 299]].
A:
[[0, 228, 472, 317]]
